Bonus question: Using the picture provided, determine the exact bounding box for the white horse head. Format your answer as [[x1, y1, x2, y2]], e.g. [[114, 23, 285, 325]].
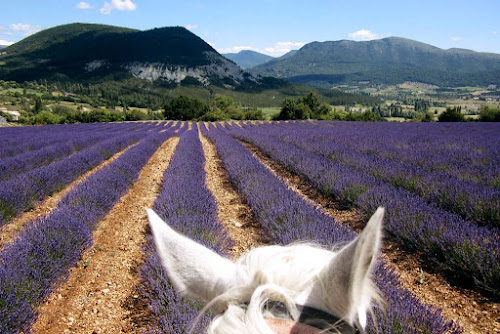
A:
[[147, 207, 384, 334]]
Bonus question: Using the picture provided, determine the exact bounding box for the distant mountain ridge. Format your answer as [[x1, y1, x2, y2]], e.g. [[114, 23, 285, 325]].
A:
[[250, 37, 500, 87], [223, 50, 274, 69], [0, 23, 247, 86]]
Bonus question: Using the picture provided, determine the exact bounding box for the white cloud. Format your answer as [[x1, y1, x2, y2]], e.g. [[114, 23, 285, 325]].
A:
[[0, 39, 14, 46], [186, 24, 198, 31], [77, 2, 93, 9], [217, 41, 305, 57], [348, 29, 382, 41], [218, 45, 257, 54], [264, 41, 305, 56], [9, 23, 42, 36], [100, 0, 137, 14], [451, 36, 462, 41]]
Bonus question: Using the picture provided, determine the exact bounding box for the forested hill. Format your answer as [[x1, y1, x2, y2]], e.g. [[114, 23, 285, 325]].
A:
[[0, 23, 245, 85], [250, 37, 500, 87]]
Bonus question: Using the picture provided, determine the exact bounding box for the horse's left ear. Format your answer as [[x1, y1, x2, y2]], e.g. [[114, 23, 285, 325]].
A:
[[147, 209, 238, 302]]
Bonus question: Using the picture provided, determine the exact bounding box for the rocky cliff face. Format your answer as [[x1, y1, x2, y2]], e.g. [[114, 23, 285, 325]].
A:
[[120, 52, 246, 85]]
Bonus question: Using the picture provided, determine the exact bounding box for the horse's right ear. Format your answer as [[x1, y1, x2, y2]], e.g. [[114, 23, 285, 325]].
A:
[[146, 209, 238, 302], [319, 207, 384, 327]]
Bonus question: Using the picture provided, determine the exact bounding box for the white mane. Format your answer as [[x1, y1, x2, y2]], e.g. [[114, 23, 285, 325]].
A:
[[147, 208, 384, 333]]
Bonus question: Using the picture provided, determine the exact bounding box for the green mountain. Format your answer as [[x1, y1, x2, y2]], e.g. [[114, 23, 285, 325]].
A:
[[223, 50, 274, 69], [277, 50, 298, 60], [250, 37, 500, 87], [0, 46, 7, 50], [0, 23, 246, 85]]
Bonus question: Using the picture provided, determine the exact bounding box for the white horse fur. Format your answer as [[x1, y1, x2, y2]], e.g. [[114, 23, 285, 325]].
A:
[[146, 207, 385, 334]]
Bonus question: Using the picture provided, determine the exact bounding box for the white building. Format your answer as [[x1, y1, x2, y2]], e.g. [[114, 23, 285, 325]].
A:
[[0, 108, 20, 121]]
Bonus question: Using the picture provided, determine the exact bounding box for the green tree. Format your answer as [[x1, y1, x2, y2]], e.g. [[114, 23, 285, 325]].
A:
[[276, 98, 312, 120], [163, 96, 209, 120], [214, 96, 236, 110], [438, 107, 465, 122], [33, 95, 43, 114], [421, 112, 435, 122], [33, 111, 61, 125], [301, 92, 321, 113], [414, 99, 430, 113], [479, 106, 500, 122], [125, 109, 148, 121], [276, 98, 298, 120]]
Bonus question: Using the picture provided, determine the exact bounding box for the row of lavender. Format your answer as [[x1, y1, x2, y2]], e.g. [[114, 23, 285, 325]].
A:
[[141, 126, 232, 333], [202, 124, 461, 334], [304, 121, 500, 189], [0, 123, 147, 181], [0, 122, 163, 226], [0, 123, 132, 158], [261, 121, 500, 228], [226, 121, 499, 298], [0, 123, 175, 333]]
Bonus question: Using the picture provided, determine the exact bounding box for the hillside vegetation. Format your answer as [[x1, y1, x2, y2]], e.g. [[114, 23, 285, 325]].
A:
[[0, 23, 237, 83], [251, 37, 500, 87]]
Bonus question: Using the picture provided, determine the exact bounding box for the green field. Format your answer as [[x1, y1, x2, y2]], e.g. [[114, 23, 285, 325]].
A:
[[0, 88, 43, 96], [260, 107, 280, 117]]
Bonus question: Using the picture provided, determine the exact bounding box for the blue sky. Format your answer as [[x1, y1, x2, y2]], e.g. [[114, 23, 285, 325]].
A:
[[1, 0, 499, 57]]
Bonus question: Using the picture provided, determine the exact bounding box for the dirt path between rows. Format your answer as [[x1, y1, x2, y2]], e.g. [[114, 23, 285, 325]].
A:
[[0, 143, 136, 251], [31, 137, 180, 334], [199, 129, 266, 259], [240, 140, 500, 334]]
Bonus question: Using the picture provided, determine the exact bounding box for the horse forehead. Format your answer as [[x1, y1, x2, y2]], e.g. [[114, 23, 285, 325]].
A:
[[257, 244, 333, 262], [237, 245, 335, 280]]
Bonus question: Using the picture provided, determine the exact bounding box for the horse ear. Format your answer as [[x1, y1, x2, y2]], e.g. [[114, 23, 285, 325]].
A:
[[146, 209, 238, 302], [320, 207, 384, 326]]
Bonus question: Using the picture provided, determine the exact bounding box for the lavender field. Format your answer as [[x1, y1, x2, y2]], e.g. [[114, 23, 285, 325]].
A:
[[0, 120, 498, 333]]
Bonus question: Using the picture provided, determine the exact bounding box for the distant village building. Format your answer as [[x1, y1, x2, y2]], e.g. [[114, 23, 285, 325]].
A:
[[0, 108, 20, 121], [488, 84, 498, 90], [0, 116, 6, 124]]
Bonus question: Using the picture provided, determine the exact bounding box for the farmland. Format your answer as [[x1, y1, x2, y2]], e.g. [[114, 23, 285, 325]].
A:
[[0, 120, 499, 333]]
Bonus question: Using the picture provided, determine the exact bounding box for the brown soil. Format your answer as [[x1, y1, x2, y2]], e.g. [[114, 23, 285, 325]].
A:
[[31, 137, 180, 334], [199, 128, 266, 259], [240, 140, 500, 334], [0, 143, 136, 251]]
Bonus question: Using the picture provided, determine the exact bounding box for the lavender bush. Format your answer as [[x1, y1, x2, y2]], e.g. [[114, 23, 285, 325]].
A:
[[0, 122, 140, 158], [226, 122, 500, 298], [0, 127, 172, 333], [0, 124, 158, 226], [300, 121, 500, 189], [0, 125, 143, 181], [141, 125, 232, 333], [257, 122, 500, 228], [202, 123, 461, 334]]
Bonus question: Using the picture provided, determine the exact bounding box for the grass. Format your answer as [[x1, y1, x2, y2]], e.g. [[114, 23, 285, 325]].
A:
[[455, 86, 488, 92], [0, 88, 43, 96], [260, 107, 280, 116]]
